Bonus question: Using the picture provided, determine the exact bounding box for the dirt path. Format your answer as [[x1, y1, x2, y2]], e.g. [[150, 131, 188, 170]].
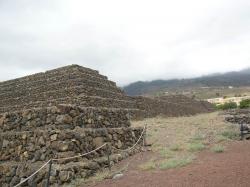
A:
[[90, 141, 250, 187]]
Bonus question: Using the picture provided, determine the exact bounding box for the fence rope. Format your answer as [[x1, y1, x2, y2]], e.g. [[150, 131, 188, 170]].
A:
[[14, 159, 52, 187], [52, 143, 107, 161], [113, 125, 146, 153], [13, 126, 146, 187], [14, 143, 107, 187]]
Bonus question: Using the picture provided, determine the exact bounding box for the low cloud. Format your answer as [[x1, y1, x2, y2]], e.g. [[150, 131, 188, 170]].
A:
[[0, 0, 249, 86]]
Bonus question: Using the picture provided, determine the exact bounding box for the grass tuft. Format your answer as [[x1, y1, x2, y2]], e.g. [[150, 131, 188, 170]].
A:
[[169, 144, 182, 151], [221, 130, 239, 140], [159, 157, 193, 170], [159, 148, 174, 158], [211, 145, 224, 153], [188, 142, 205, 152]]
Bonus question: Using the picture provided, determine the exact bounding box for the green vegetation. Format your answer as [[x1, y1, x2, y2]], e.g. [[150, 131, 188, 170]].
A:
[[159, 157, 194, 170], [211, 145, 224, 153], [216, 102, 237, 110], [133, 112, 239, 172], [159, 148, 174, 158], [221, 130, 239, 140], [187, 142, 205, 152], [239, 99, 250, 109], [169, 144, 182, 151]]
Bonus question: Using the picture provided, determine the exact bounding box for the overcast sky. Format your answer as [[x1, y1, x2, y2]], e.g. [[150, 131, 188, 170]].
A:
[[0, 0, 250, 86]]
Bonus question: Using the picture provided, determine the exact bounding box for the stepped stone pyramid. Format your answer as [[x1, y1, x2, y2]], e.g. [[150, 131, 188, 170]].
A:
[[0, 65, 144, 186], [0, 64, 142, 114]]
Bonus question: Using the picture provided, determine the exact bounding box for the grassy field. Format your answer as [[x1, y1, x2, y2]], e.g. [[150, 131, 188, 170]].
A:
[[71, 112, 239, 186], [132, 112, 239, 170]]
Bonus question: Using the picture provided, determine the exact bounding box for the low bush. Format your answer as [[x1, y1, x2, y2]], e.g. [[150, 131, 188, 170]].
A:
[[217, 102, 237, 110], [239, 99, 250, 109]]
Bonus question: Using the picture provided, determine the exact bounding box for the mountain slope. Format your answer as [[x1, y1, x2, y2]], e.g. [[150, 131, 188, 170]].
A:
[[123, 68, 250, 96]]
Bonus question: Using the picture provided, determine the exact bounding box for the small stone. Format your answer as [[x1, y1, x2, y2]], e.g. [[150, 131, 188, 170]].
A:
[[59, 143, 69, 152], [56, 114, 72, 124], [22, 134, 27, 140], [50, 134, 58, 141], [23, 151, 29, 158], [113, 173, 123, 179], [38, 136, 45, 146], [0, 117, 4, 125], [116, 140, 122, 149], [93, 137, 104, 148], [59, 171, 69, 182], [2, 139, 9, 148]]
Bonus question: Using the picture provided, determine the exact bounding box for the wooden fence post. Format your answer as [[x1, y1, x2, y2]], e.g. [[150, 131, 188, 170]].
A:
[[46, 160, 52, 187]]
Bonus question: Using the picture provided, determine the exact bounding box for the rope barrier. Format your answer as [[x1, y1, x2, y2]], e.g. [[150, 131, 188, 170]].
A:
[[12, 126, 146, 187], [14, 159, 52, 187], [113, 125, 146, 153], [14, 143, 107, 187], [52, 143, 107, 161]]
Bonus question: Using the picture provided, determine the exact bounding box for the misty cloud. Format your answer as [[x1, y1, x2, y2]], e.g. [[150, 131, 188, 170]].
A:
[[0, 0, 249, 86]]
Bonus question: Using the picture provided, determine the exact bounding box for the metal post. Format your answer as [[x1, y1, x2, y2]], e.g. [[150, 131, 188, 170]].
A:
[[107, 144, 111, 172], [46, 160, 52, 187], [143, 125, 147, 147], [240, 124, 244, 141]]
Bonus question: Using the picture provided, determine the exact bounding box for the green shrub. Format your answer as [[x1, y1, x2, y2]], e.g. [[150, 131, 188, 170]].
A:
[[239, 99, 250, 109], [217, 102, 237, 110], [221, 130, 238, 140]]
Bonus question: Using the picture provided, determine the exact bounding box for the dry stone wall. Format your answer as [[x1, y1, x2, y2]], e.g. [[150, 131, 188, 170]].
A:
[[0, 104, 144, 186], [130, 95, 214, 119], [225, 109, 250, 124]]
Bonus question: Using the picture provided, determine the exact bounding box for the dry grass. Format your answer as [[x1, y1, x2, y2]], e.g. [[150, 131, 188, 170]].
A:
[[134, 112, 239, 170]]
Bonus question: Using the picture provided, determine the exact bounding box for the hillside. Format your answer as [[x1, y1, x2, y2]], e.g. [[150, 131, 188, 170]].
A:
[[123, 68, 250, 96]]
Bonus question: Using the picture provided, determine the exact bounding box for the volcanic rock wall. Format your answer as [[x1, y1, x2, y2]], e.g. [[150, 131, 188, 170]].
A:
[[0, 105, 144, 186], [225, 109, 250, 124], [131, 95, 214, 119]]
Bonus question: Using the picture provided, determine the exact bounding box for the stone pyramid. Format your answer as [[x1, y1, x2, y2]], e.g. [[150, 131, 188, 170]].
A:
[[0, 65, 144, 186]]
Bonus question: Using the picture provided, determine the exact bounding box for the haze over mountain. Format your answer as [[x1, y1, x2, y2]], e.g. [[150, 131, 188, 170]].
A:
[[123, 68, 250, 96]]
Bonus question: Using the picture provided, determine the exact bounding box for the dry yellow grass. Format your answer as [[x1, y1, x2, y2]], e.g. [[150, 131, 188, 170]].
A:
[[133, 112, 239, 170]]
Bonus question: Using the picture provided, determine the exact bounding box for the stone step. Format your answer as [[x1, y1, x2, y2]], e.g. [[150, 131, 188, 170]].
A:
[[0, 77, 123, 100], [0, 147, 141, 187], [0, 105, 145, 132], [132, 97, 208, 118], [0, 85, 130, 108], [0, 95, 137, 113], [0, 126, 143, 162], [0, 69, 116, 92]]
